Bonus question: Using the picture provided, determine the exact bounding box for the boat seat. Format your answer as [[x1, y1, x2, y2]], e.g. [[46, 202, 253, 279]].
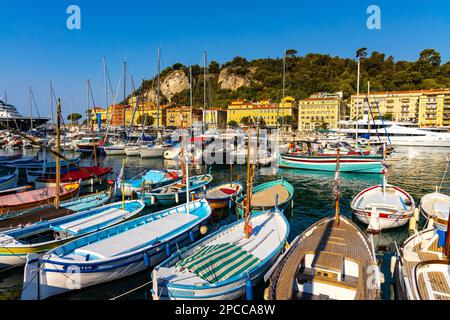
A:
[[72, 213, 198, 259], [57, 208, 128, 235], [251, 185, 290, 208]]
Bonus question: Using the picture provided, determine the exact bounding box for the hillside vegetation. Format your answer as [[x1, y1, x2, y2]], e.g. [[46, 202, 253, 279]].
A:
[[132, 48, 450, 108]]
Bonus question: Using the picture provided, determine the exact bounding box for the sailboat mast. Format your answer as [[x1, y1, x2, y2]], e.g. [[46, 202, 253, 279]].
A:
[[87, 80, 98, 165], [189, 67, 193, 127], [29, 86, 33, 131], [157, 47, 161, 134], [244, 128, 252, 238], [5, 91, 8, 129], [54, 99, 62, 209], [123, 60, 127, 130], [334, 148, 341, 224], [49, 83, 54, 126], [103, 56, 109, 123], [203, 50, 207, 131], [356, 59, 360, 141]]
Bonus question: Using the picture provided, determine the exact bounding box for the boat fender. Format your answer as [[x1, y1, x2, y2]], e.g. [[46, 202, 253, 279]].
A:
[[390, 256, 397, 278], [427, 217, 435, 230], [200, 225, 208, 235], [275, 194, 279, 211], [175, 193, 179, 204], [245, 277, 253, 301], [408, 216, 417, 232], [165, 243, 171, 257], [143, 253, 150, 267], [228, 200, 232, 209], [263, 287, 270, 301], [151, 196, 155, 205], [189, 231, 195, 243]]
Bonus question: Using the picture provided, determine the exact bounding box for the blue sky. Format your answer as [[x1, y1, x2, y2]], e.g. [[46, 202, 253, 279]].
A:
[[1, 0, 450, 119]]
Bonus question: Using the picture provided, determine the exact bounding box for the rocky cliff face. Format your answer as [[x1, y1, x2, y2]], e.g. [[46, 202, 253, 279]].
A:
[[143, 70, 190, 103], [218, 67, 254, 91]]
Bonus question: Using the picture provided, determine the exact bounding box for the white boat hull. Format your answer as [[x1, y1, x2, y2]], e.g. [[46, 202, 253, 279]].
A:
[[139, 147, 165, 158]]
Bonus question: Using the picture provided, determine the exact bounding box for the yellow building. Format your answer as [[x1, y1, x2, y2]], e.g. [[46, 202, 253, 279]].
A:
[[418, 89, 450, 127], [88, 103, 166, 128], [350, 90, 423, 123], [165, 106, 203, 127], [298, 93, 345, 131], [350, 89, 450, 127], [227, 97, 297, 128]]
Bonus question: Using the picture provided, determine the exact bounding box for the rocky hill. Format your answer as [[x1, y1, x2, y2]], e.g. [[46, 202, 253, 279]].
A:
[[132, 48, 450, 108]]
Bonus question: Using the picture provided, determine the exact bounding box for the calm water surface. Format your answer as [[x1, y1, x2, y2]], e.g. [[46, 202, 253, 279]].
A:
[[0, 146, 448, 300]]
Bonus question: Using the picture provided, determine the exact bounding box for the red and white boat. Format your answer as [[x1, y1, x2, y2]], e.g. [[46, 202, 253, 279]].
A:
[[34, 166, 112, 188], [0, 183, 80, 216], [351, 182, 415, 232]]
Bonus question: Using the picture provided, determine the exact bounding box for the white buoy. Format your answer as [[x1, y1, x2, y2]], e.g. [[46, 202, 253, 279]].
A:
[[427, 217, 435, 229], [151, 196, 155, 205], [390, 256, 397, 278], [409, 216, 417, 232], [175, 192, 179, 204]]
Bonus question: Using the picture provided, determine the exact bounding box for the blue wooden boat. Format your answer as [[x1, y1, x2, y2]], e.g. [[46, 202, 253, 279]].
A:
[[152, 207, 290, 300], [139, 174, 213, 206], [6, 157, 80, 170], [0, 155, 36, 166], [0, 174, 18, 191], [279, 153, 384, 173], [21, 199, 212, 300], [235, 179, 294, 218], [0, 200, 145, 268], [121, 169, 182, 197]]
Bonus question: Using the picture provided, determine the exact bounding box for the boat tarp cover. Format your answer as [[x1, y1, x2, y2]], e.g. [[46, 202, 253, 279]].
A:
[[251, 184, 290, 207], [176, 243, 260, 283]]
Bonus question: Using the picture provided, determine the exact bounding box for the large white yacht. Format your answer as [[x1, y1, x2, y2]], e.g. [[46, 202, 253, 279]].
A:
[[336, 118, 450, 147], [0, 99, 49, 130]]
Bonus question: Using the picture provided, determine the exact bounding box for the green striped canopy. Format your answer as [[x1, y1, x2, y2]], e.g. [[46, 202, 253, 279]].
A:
[[176, 243, 260, 283]]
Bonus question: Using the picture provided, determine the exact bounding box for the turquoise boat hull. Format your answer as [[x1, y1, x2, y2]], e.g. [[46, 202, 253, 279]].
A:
[[279, 154, 384, 174]]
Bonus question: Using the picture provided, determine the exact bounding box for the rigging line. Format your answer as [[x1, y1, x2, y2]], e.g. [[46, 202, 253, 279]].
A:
[[29, 88, 41, 118], [109, 280, 153, 300]]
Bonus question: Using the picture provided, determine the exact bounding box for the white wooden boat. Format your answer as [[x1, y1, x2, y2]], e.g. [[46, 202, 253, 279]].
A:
[[21, 199, 212, 300], [395, 225, 450, 300], [420, 192, 450, 231], [351, 184, 415, 232], [0, 200, 144, 268], [138, 144, 169, 158], [152, 209, 289, 300], [103, 144, 126, 156]]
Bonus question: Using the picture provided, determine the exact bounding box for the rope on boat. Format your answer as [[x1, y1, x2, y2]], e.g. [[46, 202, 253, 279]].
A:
[[109, 280, 153, 300]]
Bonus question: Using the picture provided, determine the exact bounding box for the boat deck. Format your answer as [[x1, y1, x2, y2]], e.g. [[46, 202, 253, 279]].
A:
[[65, 213, 199, 260], [57, 208, 128, 234], [401, 233, 449, 300], [355, 186, 409, 211], [270, 217, 377, 300], [0, 207, 75, 231], [251, 185, 290, 208]]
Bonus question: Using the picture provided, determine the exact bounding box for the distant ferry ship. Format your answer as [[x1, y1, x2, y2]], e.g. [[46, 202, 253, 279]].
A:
[[0, 99, 49, 131]]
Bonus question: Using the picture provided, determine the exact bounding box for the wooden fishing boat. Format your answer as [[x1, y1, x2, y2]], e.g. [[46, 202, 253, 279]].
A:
[[265, 216, 380, 300], [420, 192, 450, 231], [279, 153, 384, 173], [140, 174, 213, 206], [34, 166, 113, 188], [21, 199, 212, 300], [351, 184, 415, 232], [0, 173, 18, 191], [152, 207, 289, 300], [6, 157, 81, 170], [0, 200, 145, 268], [235, 179, 294, 217], [0, 189, 113, 231], [195, 182, 244, 210], [395, 225, 450, 300], [0, 183, 80, 216], [0, 155, 36, 166], [266, 148, 381, 300], [121, 169, 181, 197]]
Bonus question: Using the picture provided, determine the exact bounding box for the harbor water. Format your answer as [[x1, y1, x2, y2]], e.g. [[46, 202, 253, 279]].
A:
[[0, 146, 448, 300]]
